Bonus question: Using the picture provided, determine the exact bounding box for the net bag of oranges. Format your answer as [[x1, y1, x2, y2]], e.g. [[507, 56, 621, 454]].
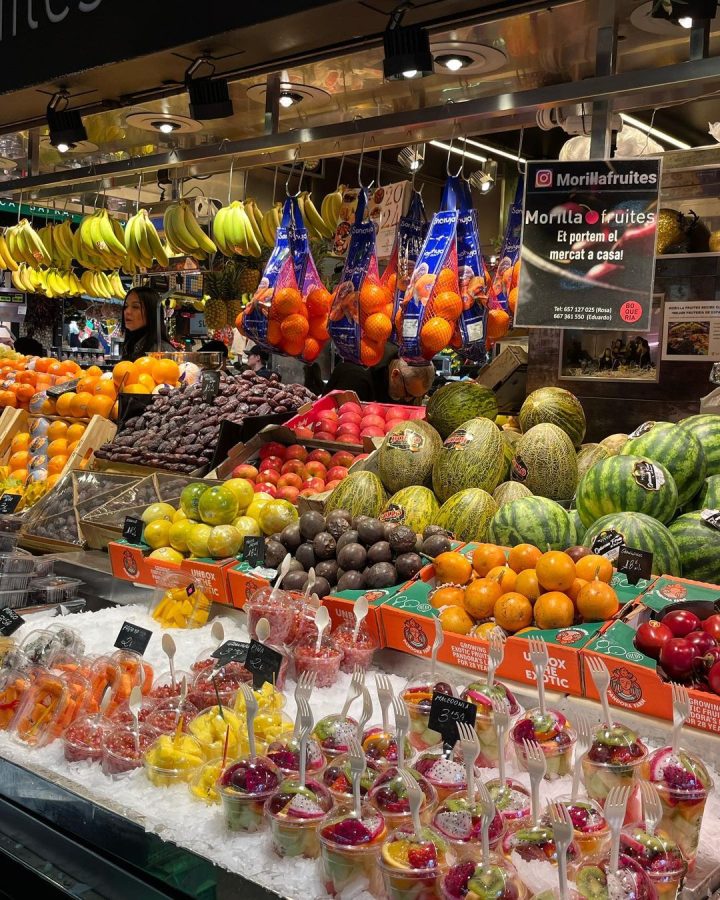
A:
[[328, 188, 393, 367], [381, 190, 426, 345], [240, 197, 331, 363], [492, 177, 523, 320]]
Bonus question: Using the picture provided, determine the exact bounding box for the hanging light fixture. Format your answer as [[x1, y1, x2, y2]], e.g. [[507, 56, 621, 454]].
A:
[[468, 160, 498, 193], [47, 91, 87, 152], [185, 56, 234, 120], [383, 3, 434, 80], [397, 143, 426, 172], [651, 0, 717, 26]]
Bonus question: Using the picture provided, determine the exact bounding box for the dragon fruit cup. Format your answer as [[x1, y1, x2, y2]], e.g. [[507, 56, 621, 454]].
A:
[[570, 853, 657, 900], [461, 681, 521, 769], [442, 857, 527, 900], [369, 768, 438, 830], [314, 714, 359, 759], [581, 724, 647, 816], [323, 754, 382, 804], [265, 778, 334, 858], [485, 780, 532, 832], [401, 678, 455, 752], [266, 732, 326, 779], [432, 790, 506, 861], [380, 824, 452, 900], [319, 804, 387, 897], [219, 755, 280, 832], [621, 825, 687, 900], [640, 747, 713, 868], [331, 624, 378, 674], [502, 823, 580, 865], [293, 637, 343, 689], [544, 798, 610, 862], [414, 748, 470, 803], [511, 709, 576, 781], [363, 725, 414, 770]]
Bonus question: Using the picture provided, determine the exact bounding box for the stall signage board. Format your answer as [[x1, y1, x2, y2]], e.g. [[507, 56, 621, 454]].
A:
[[515, 159, 660, 331], [661, 301, 720, 361]]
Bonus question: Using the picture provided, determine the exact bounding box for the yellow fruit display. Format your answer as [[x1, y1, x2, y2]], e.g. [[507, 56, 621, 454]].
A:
[[151, 584, 211, 629]]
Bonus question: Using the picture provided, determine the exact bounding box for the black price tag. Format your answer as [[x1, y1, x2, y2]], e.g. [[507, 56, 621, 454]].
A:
[[617, 545, 653, 586], [245, 638, 283, 690], [201, 370, 221, 403], [113, 621, 152, 655], [47, 378, 79, 399], [211, 640, 249, 666], [243, 535, 265, 567], [0, 493, 21, 514], [122, 515, 145, 544], [701, 509, 720, 532], [591, 528, 625, 560], [0, 607, 24, 636], [427, 691, 477, 748]]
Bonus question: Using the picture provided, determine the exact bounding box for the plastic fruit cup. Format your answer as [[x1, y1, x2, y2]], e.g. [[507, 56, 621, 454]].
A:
[[548, 797, 610, 862], [331, 624, 379, 674], [620, 824, 688, 900], [461, 681, 521, 769], [511, 709, 576, 782], [323, 753, 382, 804], [144, 732, 205, 787], [145, 698, 199, 735], [380, 825, 451, 900], [102, 723, 158, 778], [485, 779, 531, 832], [148, 670, 192, 704], [188, 757, 224, 805], [319, 805, 387, 897], [570, 853, 657, 900], [63, 715, 108, 764], [400, 678, 454, 753], [314, 714, 359, 758], [441, 856, 527, 900], [245, 587, 298, 645], [188, 705, 246, 760], [581, 724, 647, 812], [266, 733, 326, 779], [414, 749, 469, 803], [432, 790, 506, 861], [502, 823, 579, 865], [187, 661, 251, 711], [293, 638, 343, 689], [368, 767, 438, 831], [219, 755, 280, 833], [265, 778, 334, 858]]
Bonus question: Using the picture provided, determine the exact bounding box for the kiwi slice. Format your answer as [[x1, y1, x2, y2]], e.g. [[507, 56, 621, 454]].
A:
[[515, 825, 551, 844], [576, 866, 608, 900], [597, 725, 635, 747], [467, 864, 506, 900]]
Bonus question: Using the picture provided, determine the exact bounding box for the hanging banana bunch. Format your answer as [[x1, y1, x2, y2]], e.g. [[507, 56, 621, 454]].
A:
[[163, 200, 217, 259], [73, 209, 127, 271], [212, 201, 262, 259], [0, 231, 19, 272], [5, 219, 51, 268], [321, 184, 345, 236], [298, 191, 334, 240], [46, 220, 75, 269], [124, 208, 169, 271], [261, 203, 282, 248], [244, 199, 270, 248]]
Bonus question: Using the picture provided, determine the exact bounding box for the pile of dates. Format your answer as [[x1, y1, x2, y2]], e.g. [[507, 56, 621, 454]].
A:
[[95, 371, 315, 474]]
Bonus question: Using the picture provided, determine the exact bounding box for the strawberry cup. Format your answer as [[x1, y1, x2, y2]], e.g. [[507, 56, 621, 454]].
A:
[[581, 724, 647, 815], [63, 714, 109, 764], [102, 723, 159, 778], [503, 823, 580, 865], [313, 714, 359, 759], [414, 748, 473, 803], [293, 638, 343, 689], [363, 725, 414, 771], [245, 586, 299, 646], [266, 732, 326, 779], [432, 790, 506, 861], [265, 777, 334, 858], [369, 767, 438, 830], [640, 747, 713, 868], [543, 798, 610, 862], [442, 857, 527, 900], [485, 780, 531, 832], [401, 677, 456, 753], [319, 804, 387, 897], [380, 825, 452, 900], [511, 709, 576, 781], [144, 732, 205, 787], [461, 681, 521, 769], [219, 756, 280, 832], [323, 754, 382, 804], [570, 853, 657, 900], [621, 824, 687, 900]]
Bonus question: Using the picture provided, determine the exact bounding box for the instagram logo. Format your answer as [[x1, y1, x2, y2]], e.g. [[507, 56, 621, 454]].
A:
[[535, 169, 553, 188]]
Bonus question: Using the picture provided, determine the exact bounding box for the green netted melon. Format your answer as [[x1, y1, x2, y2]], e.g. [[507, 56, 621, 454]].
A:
[[577, 443, 610, 481], [492, 481, 532, 508], [511, 423, 578, 502], [425, 382, 498, 439], [325, 471, 388, 518], [381, 487, 440, 534], [600, 433, 629, 456], [431, 418, 506, 503], [376, 419, 442, 494], [519, 387, 586, 447], [435, 489, 497, 542]]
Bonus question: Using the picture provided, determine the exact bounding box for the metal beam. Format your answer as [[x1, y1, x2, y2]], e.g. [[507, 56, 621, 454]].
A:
[[589, 0, 617, 159]]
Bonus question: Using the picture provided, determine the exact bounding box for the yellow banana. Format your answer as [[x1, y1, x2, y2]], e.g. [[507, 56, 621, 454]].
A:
[[225, 202, 248, 256], [0, 233, 16, 271], [97, 210, 127, 260], [181, 202, 217, 255], [146, 221, 169, 268], [243, 199, 265, 248], [302, 191, 334, 239], [21, 221, 51, 267], [212, 206, 232, 256], [132, 212, 154, 267]]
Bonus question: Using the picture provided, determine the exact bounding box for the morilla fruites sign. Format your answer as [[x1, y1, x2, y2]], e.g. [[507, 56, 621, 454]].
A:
[[515, 159, 661, 332]]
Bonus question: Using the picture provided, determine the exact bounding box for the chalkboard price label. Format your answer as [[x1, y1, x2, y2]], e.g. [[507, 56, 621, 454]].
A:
[[47, 378, 79, 399], [122, 516, 145, 544], [243, 535, 265, 567], [245, 638, 283, 690], [201, 370, 221, 403], [591, 528, 625, 560], [616, 545, 653, 586], [113, 621, 153, 655], [0, 607, 24, 636], [427, 691, 477, 748], [211, 640, 249, 666], [0, 493, 21, 514]]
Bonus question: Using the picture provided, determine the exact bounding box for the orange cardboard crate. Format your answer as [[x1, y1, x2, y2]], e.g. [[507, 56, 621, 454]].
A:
[[226, 561, 274, 609]]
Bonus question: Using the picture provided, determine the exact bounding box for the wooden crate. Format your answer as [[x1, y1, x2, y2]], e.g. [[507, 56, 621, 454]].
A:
[[60, 415, 117, 479], [0, 407, 29, 460]]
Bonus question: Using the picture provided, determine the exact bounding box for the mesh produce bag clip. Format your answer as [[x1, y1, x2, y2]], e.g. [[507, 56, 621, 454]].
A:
[[382, 190, 426, 345]]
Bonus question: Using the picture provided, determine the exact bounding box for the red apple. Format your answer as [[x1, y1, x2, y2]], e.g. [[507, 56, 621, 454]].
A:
[[302, 477, 326, 492], [338, 434, 361, 444], [363, 403, 385, 417], [314, 431, 337, 442], [285, 444, 308, 462], [232, 464, 258, 481], [344, 402, 362, 416], [281, 459, 306, 477], [259, 456, 283, 472], [337, 424, 361, 439], [278, 473, 303, 489], [361, 426, 385, 438], [307, 449, 332, 467], [277, 486, 300, 503], [326, 465, 348, 482], [331, 450, 355, 467], [325, 480, 341, 490], [299, 488, 317, 498], [339, 412, 363, 426], [258, 442, 287, 460], [293, 426, 313, 440], [254, 482, 278, 497], [259, 468, 280, 486], [305, 461, 328, 479], [360, 414, 385, 429], [317, 411, 338, 426], [315, 421, 337, 435]]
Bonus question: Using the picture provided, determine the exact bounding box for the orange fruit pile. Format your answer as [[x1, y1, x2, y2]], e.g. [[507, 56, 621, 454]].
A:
[[356, 280, 394, 367], [430, 543, 620, 635], [3, 418, 87, 487], [243, 284, 331, 362]]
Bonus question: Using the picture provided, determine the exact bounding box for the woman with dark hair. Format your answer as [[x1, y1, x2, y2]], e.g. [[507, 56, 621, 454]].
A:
[[120, 287, 175, 361]]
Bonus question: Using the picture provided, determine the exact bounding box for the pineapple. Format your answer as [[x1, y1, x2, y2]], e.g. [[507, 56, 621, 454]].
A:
[[204, 297, 227, 330], [226, 297, 243, 325]]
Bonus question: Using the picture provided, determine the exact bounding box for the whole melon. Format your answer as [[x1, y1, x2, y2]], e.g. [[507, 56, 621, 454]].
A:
[[519, 387, 586, 447], [511, 423, 578, 502], [583, 511, 681, 576], [432, 418, 506, 503], [568, 508, 584, 546], [381, 487, 440, 534], [425, 382, 498, 439], [488, 496, 575, 550], [435, 489, 497, 542], [600, 433, 628, 456], [695, 474, 720, 510], [325, 471, 388, 519], [493, 481, 532, 508], [620, 421, 707, 507], [376, 419, 442, 494], [576, 455, 678, 528], [679, 414, 720, 476], [577, 444, 610, 482], [669, 512, 720, 583]]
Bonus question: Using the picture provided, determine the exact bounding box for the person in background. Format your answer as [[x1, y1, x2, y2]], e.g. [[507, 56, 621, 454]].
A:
[[246, 344, 272, 379], [14, 326, 44, 357], [304, 362, 325, 395], [598, 347, 613, 371], [323, 344, 436, 403], [199, 339, 229, 358], [80, 335, 100, 350], [120, 287, 174, 361], [0, 322, 14, 349], [636, 337, 652, 368]]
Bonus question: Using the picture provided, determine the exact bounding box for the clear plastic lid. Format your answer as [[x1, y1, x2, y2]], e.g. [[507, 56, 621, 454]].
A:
[[442, 856, 526, 900], [585, 722, 648, 768], [20, 626, 83, 666], [0, 548, 35, 575], [188, 704, 246, 759], [188, 756, 224, 805], [187, 660, 251, 710], [502, 822, 578, 865], [620, 825, 688, 879], [511, 708, 576, 751], [322, 753, 381, 799], [218, 755, 280, 798], [11, 672, 70, 748], [63, 713, 109, 762], [331, 623, 379, 652], [380, 824, 451, 872], [432, 789, 505, 845], [319, 802, 387, 849], [401, 675, 458, 710], [0, 666, 34, 728], [414, 747, 467, 788], [145, 699, 199, 735], [642, 746, 713, 797], [264, 777, 334, 821], [362, 725, 414, 768], [106, 650, 154, 713], [571, 854, 657, 900], [266, 732, 326, 776], [313, 713, 358, 756], [26, 576, 82, 604], [485, 779, 532, 823], [369, 767, 437, 817], [462, 680, 521, 717], [148, 669, 193, 703]]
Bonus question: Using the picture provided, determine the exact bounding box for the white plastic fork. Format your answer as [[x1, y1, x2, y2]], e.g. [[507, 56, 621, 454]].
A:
[[487, 629, 505, 686], [670, 683, 690, 753], [476, 780, 496, 866], [340, 666, 365, 719], [570, 710, 593, 801], [238, 682, 258, 759], [548, 802, 574, 900], [347, 736, 366, 818], [640, 781, 663, 837], [457, 721, 480, 803], [523, 738, 547, 823], [400, 769, 424, 838], [356, 684, 373, 740], [429, 616, 444, 682], [376, 673, 394, 732], [491, 697, 510, 785], [528, 636, 549, 715], [294, 671, 316, 737], [392, 694, 410, 769], [587, 656, 613, 726], [297, 697, 314, 788], [606, 785, 630, 873]]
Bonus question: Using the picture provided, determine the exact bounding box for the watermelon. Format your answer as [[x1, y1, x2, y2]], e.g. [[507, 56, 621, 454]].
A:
[[600, 433, 628, 456], [576, 455, 678, 528], [669, 512, 720, 583], [432, 418, 506, 503], [695, 475, 720, 510], [493, 481, 532, 508], [583, 512, 681, 576], [325, 471, 388, 519], [519, 387, 586, 447], [679, 414, 720, 476], [381, 487, 440, 534], [425, 382, 498, 439], [435, 489, 497, 542], [568, 508, 584, 546], [376, 419, 442, 494], [488, 496, 575, 550], [620, 421, 707, 507], [577, 444, 610, 481], [511, 423, 578, 502]]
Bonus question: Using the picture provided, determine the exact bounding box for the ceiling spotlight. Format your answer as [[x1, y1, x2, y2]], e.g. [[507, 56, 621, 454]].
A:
[[468, 159, 498, 194], [651, 0, 717, 24], [435, 54, 472, 72], [383, 4, 434, 81], [47, 90, 87, 151], [398, 143, 426, 172], [185, 56, 234, 120], [279, 90, 303, 108], [679, 15, 694, 25], [151, 121, 181, 134]]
